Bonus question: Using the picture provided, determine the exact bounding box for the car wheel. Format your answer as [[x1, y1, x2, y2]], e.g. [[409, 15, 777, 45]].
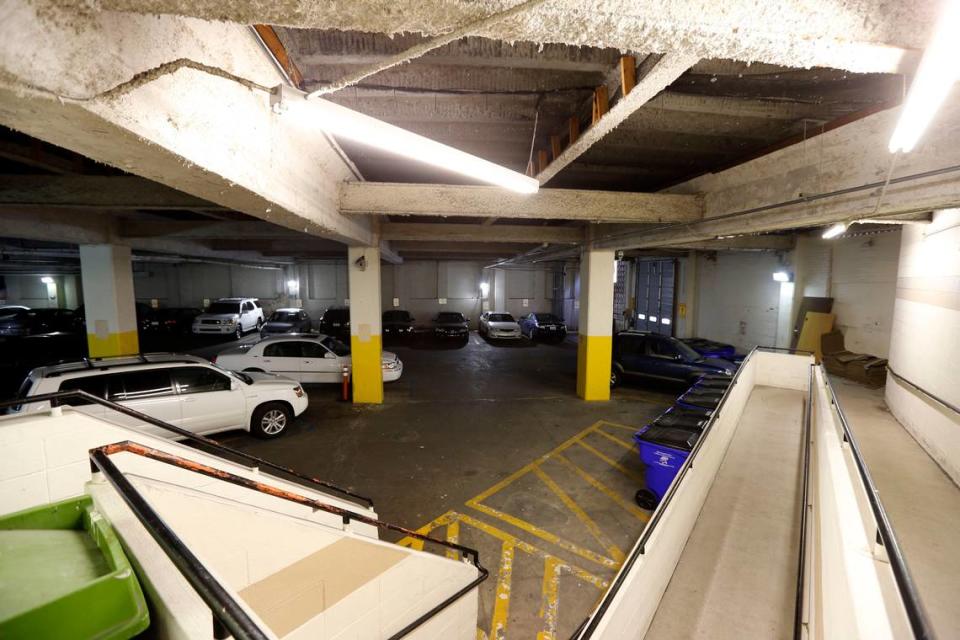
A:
[[235, 324, 243, 340], [635, 489, 657, 510], [610, 368, 621, 388], [251, 402, 291, 439]]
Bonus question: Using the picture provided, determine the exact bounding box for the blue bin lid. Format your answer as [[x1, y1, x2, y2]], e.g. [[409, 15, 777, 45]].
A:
[[636, 425, 700, 451], [679, 388, 725, 408], [694, 377, 732, 390], [653, 410, 708, 431]]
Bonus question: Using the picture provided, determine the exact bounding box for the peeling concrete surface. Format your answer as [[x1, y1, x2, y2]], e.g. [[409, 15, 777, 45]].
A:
[[69, 0, 935, 73]]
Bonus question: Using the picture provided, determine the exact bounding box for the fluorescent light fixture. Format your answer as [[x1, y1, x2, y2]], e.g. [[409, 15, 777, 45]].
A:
[[822, 223, 848, 239], [40, 276, 54, 284], [479, 282, 490, 297], [888, 0, 960, 153], [273, 85, 539, 194], [772, 271, 792, 283], [637, 313, 646, 320], [662, 318, 671, 325]]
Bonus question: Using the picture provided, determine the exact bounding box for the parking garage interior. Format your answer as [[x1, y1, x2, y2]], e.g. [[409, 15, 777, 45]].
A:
[[1, 2, 959, 639]]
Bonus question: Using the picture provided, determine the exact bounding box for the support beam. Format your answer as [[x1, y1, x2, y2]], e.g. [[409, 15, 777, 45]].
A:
[[537, 53, 699, 185], [577, 242, 615, 401], [340, 183, 702, 223], [0, 2, 373, 246], [382, 222, 580, 244], [593, 99, 960, 250], [0, 175, 222, 210], [347, 245, 383, 404], [79, 244, 139, 357], [390, 241, 538, 254], [663, 235, 796, 251]]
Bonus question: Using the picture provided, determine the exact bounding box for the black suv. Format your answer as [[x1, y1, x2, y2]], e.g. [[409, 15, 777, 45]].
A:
[[317, 307, 350, 340], [383, 309, 415, 341], [432, 311, 469, 343], [611, 331, 735, 388]]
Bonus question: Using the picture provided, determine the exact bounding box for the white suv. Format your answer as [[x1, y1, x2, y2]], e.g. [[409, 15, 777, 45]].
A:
[[193, 298, 265, 339], [11, 354, 308, 439]]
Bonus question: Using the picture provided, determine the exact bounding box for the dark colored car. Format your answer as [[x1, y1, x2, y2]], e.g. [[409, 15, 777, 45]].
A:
[[261, 308, 312, 336], [519, 312, 567, 342], [148, 307, 202, 334], [317, 307, 350, 340], [383, 309, 415, 341], [432, 311, 469, 342], [611, 331, 735, 388], [0, 308, 78, 337], [681, 337, 737, 361], [75, 302, 156, 333]]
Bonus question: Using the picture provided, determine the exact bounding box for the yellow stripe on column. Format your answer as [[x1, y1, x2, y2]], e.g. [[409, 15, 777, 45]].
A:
[[87, 330, 139, 358], [350, 334, 384, 404], [576, 335, 612, 401]]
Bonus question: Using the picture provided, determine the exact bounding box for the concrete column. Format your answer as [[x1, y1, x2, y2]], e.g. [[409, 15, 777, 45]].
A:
[[577, 245, 615, 401], [79, 244, 139, 357], [347, 246, 383, 404], [493, 268, 506, 310]]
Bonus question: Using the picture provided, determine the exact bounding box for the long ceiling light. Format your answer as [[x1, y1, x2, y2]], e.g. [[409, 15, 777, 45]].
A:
[[271, 85, 539, 194], [888, 0, 960, 153], [822, 222, 848, 239]]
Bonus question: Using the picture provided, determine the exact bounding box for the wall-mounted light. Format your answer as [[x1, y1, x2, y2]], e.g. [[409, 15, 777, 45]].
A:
[[479, 282, 490, 297], [40, 276, 54, 284], [772, 271, 794, 283], [286, 279, 300, 296], [888, 0, 960, 153], [822, 223, 848, 239], [272, 85, 538, 194]]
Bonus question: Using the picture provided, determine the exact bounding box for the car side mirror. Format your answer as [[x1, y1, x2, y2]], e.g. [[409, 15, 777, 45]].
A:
[[230, 378, 239, 390], [324, 352, 337, 359]]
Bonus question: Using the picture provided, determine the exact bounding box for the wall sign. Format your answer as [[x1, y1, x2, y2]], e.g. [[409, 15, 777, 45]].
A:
[[438, 298, 447, 305], [393, 297, 400, 307], [522, 299, 529, 307]]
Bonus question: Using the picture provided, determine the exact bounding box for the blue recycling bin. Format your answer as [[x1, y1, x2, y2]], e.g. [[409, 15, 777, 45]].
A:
[[676, 387, 726, 411], [691, 376, 732, 392], [633, 421, 701, 509]]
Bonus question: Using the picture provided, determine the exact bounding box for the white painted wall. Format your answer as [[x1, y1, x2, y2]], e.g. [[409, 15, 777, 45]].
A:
[[695, 252, 785, 351], [885, 210, 960, 484], [0, 274, 64, 308], [133, 262, 288, 312]]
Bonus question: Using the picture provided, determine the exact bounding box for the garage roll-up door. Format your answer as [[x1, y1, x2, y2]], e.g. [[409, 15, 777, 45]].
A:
[[635, 259, 676, 336]]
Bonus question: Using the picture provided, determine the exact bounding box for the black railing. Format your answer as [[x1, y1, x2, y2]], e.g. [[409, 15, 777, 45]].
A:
[[793, 365, 814, 640], [821, 372, 935, 640], [90, 441, 488, 640], [0, 390, 374, 508], [887, 366, 960, 416]]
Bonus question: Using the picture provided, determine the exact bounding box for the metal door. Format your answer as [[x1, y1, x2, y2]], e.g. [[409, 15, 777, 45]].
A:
[[634, 259, 677, 336]]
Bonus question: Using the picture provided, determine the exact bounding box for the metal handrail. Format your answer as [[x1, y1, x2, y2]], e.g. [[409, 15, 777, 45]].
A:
[[90, 440, 488, 640], [0, 390, 374, 508], [887, 365, 960, 417], [793, 365, 814, 640], [821, 371, 935, 640]]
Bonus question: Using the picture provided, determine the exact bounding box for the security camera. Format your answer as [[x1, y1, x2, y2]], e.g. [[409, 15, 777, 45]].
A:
[[354, 255, 367, 271]]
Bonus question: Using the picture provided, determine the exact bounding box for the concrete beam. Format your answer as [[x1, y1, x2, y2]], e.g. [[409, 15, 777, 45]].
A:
[[118, 220, 300, 239], [592, 100, 960, 250], [94, 0, 930, 74], [340, 182, 702, 223], [0, 175, 223, 210], [537, 53, 699, 185], [390, 241, 538, 254], [664, 235, 796, 251], [381, 222, 581, 243], [0, 2, 373, 246]]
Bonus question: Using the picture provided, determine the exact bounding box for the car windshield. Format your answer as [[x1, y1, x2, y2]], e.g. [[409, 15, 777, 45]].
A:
[[436, 312, 465, 323], [0, 310, 27, 322], [321, 336, 350, 356], [383, 310, 411, 321], [207, 302, 240, 314], [488, 313, 515, 322], [536, 314, 562, 323], [672, 339, 702, 360], [270, 311, 300, 322]]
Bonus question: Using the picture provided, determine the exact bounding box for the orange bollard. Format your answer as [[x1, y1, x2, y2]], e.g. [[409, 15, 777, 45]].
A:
[[341, 365, 350, 401]]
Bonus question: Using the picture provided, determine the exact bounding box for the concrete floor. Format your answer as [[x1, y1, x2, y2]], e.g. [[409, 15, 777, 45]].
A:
[[831, 378, 960, 638], [211, 332, 676, 639]]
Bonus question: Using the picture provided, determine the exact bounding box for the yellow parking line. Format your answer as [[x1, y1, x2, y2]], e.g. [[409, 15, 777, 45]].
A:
[[554, 454, 650, 521], [490, 542, 515, 640], [468, 500, 618, 569], [593, 427, 637, 451], [532, 465, 625, 563], [577, 440, 646, 484], [537, 556, 563, 640], [600, 420, 641, 432], [446, 519, 461, 560]]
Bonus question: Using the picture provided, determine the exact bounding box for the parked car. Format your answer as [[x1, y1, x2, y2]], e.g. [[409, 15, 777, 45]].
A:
[[192, 298, 264, 339], [317, 307, 350, 340], [213, 333, 403, 383], [611, 331, 736, 388], [0, 307, 79, 337], [146, 307, 202, 334], [681, 337, 737, 361], [261, 308, 312, 336], [75, 303, 155, 334], [479, 311, 521, 340], [10, 353, 307, 438], [432, 312, 469, 343], [382, 309, 415, 341], [519, 312, 567, 342]]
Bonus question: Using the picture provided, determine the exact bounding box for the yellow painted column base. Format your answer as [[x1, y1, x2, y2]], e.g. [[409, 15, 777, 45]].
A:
[[87, 330, 139, 358], [350, 335, 384, 404], [577, 335, 612, 401]]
